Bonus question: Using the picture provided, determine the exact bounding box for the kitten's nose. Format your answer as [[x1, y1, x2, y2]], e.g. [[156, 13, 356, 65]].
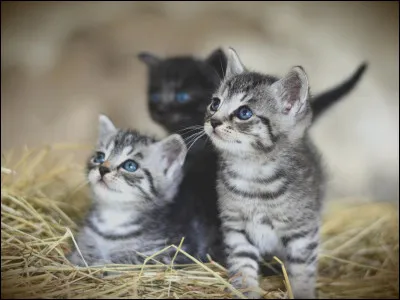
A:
[[99, 166, 111, 177], [210, 119, 223, 129]]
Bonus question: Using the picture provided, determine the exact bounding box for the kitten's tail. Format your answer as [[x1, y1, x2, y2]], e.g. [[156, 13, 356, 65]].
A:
[[311, 62, 368, 122]]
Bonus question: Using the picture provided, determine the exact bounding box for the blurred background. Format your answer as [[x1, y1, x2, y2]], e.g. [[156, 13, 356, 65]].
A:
[[1, 1, 399, 203]]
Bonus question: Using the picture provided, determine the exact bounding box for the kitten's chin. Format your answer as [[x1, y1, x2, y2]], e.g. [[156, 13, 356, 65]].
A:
[[208, 133, 241, 156], [90, 179, 150, 207], [92, 186, 141, 206], [205, 125, 229, 150], [92, 183, 121, 199], [96, 180, 121, 193], [89, 178, 128, 203], [205, 124, 239, 154], [205, 127, 256, 158]]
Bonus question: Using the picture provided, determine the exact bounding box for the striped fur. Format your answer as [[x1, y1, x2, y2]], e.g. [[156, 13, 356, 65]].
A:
[[204, 49, 325, 299], [69, 115, 195, 267]]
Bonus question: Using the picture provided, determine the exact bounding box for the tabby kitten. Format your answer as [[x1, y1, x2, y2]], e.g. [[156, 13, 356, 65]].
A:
[[138, 49, 365, 275], [204, 48, 325, 299], [69, 115, 216, 266]]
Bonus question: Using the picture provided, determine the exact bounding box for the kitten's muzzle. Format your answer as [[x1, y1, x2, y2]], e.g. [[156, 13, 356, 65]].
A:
[[99, 166, 111, 177], [210, 119, 222, 129]]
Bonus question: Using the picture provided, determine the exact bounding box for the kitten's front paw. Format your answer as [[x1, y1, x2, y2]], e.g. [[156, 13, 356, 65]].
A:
[[227, 277, 263, 299], [67, 251, 86, 267], [243, 290, 262, 299], [224, 288, 262, 299]]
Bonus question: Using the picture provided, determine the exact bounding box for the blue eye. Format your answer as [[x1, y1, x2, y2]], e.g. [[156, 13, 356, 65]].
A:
[[150, 93, 161, 103], [210, 97, 221, 112], [175, 92, 191, 103], [236, 106, 253, 120], [93, 152, 105, 164], [122, 160, 138, 172]]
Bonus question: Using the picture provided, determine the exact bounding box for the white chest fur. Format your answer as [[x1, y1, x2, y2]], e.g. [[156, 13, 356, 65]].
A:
[[85, 208, 143, 261], [219, 159, 286, 256], [246, 213, 280, 256]]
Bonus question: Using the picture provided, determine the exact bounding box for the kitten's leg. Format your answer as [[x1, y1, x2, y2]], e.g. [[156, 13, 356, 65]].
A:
[[224, 228, 262, 299], [67, 230, 103, 267], [282, 226, 319, 299], [68, 250, 86, 266], [68, 250, 105, 267]]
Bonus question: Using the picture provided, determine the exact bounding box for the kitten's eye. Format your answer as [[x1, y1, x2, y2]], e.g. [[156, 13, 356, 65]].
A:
[[122, 160, 138, 172], [150, 93, 161, 103], [210, 97, 221, 112], [236, 106, 253, 120], [175, 92, 191, 103], [93, 152, 105, 164]]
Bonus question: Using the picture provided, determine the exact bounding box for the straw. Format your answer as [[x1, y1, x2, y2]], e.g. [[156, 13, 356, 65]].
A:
[[1, 144, 398, 299]]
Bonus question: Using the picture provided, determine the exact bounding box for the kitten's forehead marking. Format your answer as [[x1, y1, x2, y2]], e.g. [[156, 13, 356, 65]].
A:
[[106, 145, 139, 167], [126, 146, 134, 155], [123, 146, 134, 156], [216, 92, 248, 117], [121, 143, 149, 161], [100, 131, 155, 167]]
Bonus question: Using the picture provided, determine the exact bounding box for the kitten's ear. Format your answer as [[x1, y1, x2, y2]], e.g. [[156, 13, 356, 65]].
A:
[[98, 114, 117, 141], [271, 66, 310, 116], [153, 134, 187, 179], [138, 52, 161, 67], [225, 47, 245, 78], [206, 48, 227, 79]]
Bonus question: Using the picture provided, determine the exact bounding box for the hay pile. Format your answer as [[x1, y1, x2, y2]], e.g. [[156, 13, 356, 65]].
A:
[[1, 145, 399, 299]]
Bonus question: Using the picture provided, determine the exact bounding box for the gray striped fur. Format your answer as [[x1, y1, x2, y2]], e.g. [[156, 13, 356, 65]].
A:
[[204, 48, 325, 299], [69, 115, 189, 267]]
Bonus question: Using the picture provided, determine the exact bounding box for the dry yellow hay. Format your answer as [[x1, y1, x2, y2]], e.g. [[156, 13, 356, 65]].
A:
[[1, 145, 399, 299]]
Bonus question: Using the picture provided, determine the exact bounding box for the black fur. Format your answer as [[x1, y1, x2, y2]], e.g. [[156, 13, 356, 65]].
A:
[[311, 63, 368, 122]]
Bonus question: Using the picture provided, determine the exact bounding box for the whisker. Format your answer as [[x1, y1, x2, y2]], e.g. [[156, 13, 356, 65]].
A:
[[183, 131, 204, 144], [184, 135, 203, 148], [185, 133, 206, 148], [185, 131, 202, 144], [179, 128, 204, 137], [186, 132, 206, 153], [175, 126, 204, 133], [187, 133, 205, 153]]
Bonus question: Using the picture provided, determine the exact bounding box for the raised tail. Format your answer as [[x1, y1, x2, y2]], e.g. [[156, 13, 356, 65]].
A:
[[311, 62, 368, 122]]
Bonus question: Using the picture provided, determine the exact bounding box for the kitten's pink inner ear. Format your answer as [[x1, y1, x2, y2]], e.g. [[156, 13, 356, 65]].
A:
[[274, 66, 309, 115], [284, 102, 293, 114]]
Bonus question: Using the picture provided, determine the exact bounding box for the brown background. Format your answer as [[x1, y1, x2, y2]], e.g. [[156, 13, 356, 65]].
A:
[[1, 1, 399, 202]]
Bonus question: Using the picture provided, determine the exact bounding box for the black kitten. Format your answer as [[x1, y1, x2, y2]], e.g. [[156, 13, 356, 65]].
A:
[[138, 49, 227, 133]]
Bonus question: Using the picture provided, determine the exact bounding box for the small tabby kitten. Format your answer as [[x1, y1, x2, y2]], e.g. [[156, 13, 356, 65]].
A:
[[138, 48, 365, 275], [204, 48, 325, 299], [69, 115, 215, 266]]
